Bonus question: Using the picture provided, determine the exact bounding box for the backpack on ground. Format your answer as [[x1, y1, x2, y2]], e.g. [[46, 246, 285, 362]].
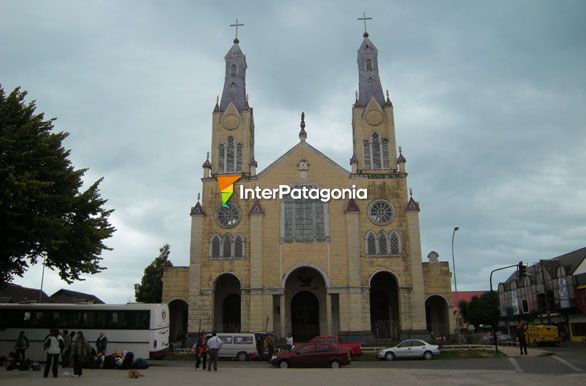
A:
[[132, 358, 149, 369], [121, 352, 134, 369]]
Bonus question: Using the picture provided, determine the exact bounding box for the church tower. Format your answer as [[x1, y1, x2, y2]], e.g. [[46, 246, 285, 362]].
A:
[[210, 35, 256, 177], [351, 30, 397, 175]]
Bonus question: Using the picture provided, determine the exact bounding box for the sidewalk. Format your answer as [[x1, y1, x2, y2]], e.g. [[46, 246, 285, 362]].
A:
[[498, 344, 551, 357]]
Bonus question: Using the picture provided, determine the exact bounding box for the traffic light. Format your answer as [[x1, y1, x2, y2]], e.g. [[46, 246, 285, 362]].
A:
[[518, 262, 527, 278]]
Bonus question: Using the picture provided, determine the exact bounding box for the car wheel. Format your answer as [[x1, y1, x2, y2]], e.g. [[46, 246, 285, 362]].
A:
[[330, 360, 341, 369], [423, 351, 433, 360], [236, 352, 247, 361], [385, 352, 395, 361], [279, 360, 289, 369]]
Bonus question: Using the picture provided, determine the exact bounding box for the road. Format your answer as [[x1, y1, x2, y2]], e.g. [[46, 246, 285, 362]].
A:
[[153, 345, 586, 375]]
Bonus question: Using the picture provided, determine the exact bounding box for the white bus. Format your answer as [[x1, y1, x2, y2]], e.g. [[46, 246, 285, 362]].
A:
[[0, 303, 169, 362]]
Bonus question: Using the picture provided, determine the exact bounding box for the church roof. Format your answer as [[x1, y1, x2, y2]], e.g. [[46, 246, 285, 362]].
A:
[[256, 141, 350, 179], [191, 201, 205, 216]]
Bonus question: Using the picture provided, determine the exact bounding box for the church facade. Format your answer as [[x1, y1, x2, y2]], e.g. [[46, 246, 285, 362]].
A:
[[162, 31, 454, 343]]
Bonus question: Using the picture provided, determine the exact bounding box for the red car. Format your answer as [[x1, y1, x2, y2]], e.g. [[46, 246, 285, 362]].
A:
[[309, 336, 362, 357], [270, 343, 351, 368]]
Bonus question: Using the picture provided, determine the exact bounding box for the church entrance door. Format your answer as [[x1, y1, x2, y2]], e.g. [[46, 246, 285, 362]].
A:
[[291, 291, 319, 342], [370, 271, 400, 340], [214, 273, 241, 332]]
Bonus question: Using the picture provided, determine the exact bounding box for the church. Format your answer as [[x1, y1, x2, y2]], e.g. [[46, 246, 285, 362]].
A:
[[162, 25, 454, 344]]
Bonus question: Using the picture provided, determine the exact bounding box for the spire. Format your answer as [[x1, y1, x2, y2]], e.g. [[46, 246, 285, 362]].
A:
[[407, 188, 420, 212], [356, 16, 385, 107], [220, 19, 248, 112], [299, 112, 307, 141]]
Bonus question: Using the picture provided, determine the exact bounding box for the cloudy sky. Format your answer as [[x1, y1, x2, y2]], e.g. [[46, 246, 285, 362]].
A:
[[1, 0, 585, 303]]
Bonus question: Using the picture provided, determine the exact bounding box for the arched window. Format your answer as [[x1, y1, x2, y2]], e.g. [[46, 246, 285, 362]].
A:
[[366, 232, 377, 256], [231, 64, 237, 76], [236, 144, 242, 171], [210, 235, 221, 258], [377, 232, 388, 255], [381, 138, 389, 168], [218, 144, 225, 172], [363, 132, 389, 169], [234, 234, 244, 258], [363, 140, 371, 169], [282, 185, 327, 242], [223, 234, 232, 258], [366, 59, 373, 71], [218, 137, 242, 173], [389, 232, 401, 255], [226, 136, 235, 171]]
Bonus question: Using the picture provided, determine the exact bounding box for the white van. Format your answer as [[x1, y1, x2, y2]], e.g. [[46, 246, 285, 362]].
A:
[[206, 333, 257, 361]]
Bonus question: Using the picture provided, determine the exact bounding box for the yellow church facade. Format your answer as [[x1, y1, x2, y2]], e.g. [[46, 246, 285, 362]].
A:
[[162, 31, 454, 343]]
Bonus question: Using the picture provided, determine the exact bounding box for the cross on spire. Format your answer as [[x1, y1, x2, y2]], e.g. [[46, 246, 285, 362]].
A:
[[357, 12, 372, 37], [230, 18, 244, 43]]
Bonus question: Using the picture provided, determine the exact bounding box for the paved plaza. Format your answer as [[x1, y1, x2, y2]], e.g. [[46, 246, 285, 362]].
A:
[[1, 354, 585, 386]]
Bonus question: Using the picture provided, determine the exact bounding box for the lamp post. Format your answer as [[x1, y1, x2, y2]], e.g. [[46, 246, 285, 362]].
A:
[[39, 254, 46, 303], [451, 226, 461, 346]]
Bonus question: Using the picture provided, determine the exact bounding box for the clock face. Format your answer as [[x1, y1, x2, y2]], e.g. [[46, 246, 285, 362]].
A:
[[367, 200, 394, 226], [365, 110, 384, 126], [216, 203, 241, 228]]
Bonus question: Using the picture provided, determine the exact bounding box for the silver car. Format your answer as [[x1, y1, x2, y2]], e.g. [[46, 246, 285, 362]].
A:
[[377, 339, 440, 361]]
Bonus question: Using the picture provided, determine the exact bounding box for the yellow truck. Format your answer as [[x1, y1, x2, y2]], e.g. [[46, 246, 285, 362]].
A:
[[525, 325, 559, 346]]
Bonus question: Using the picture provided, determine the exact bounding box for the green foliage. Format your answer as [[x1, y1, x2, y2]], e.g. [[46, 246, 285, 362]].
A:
[[0, 86, 115, 284], [459, 292, 501, 328], [134, 244, 173, 303]]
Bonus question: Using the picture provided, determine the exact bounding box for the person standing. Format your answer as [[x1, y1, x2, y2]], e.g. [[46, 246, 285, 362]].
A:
[[286, 333, 293, 351], [518, 323, 528, 355], [43, 328, 64, 378], [61, 329, 71, 368], [14, 331, 29, 364], [193, 334, 208, 370], [265, 333, 275, 363], [206, 332, 223, 372], [72, 331, 91, 377], [96, 332, 108, 355]]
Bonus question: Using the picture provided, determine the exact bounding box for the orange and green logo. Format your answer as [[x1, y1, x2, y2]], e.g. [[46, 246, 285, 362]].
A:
[[218, 175, 241, 207]]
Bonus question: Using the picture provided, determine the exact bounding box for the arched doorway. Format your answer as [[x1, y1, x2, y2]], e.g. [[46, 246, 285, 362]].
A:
[[425, 295, 450, 337], [281, 266, 328, 342], [291, 291, 319, 342], [168, 299, 188, 346], [214, 273, 241, 332], [370, 271, 400, 339]]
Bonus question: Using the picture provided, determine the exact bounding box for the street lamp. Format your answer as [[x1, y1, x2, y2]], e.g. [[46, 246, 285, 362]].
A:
[[451, 226, 461, 346]]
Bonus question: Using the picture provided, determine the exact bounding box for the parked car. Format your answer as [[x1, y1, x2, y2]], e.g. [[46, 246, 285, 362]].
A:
[[205, 333, 257, 361], [271, 343, 351, 368], [377, 339, 440, 361], [308, 336, 362, 357], [497, 334, 515, 343]]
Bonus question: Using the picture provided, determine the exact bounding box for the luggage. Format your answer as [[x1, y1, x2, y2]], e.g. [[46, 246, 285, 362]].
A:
[[102, 354, 116, 369], [132, 358, 149, 369], [121, 352, 134, 369]]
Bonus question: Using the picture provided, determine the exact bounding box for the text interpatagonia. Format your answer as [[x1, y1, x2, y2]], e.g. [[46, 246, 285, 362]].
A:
[[239, 185, 367, 202]]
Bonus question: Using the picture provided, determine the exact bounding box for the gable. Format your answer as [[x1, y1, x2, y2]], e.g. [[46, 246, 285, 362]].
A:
[[256, 141, 349, 183]]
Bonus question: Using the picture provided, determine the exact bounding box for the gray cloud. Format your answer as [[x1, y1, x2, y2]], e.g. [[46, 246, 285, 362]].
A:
[[2, 0, 585, 301]]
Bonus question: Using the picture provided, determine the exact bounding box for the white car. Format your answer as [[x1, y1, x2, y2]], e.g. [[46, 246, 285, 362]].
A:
[[377, 339, 440, 361]]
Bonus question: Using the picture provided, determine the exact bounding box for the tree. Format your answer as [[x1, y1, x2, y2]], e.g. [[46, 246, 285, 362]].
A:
[[460, 292, 500, 329], [134, 244, 173, 303], [0, 86, 115, 284]]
